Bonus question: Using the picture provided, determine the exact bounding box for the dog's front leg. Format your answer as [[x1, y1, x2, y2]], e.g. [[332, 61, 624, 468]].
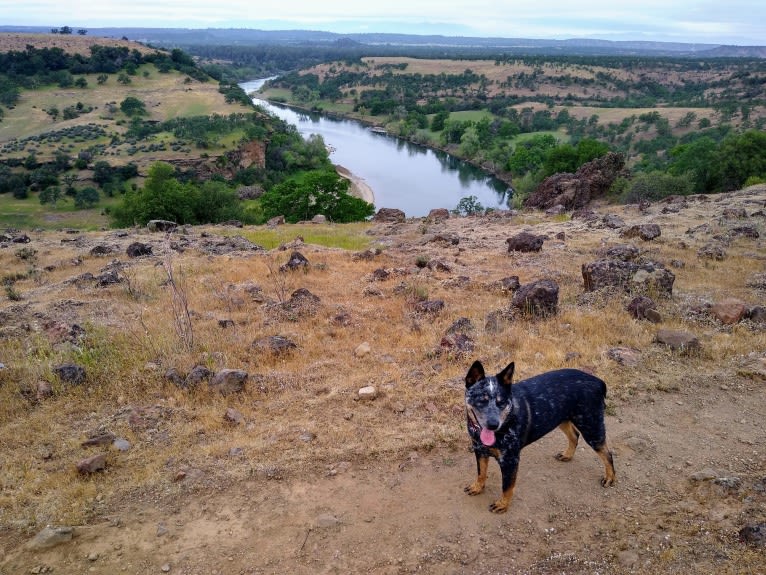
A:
[[464, 453, 489, 495], [490, 454, 520, 513]]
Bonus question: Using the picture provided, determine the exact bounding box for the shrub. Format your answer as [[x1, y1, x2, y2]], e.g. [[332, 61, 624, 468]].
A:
[[621, 171, 693, 203]]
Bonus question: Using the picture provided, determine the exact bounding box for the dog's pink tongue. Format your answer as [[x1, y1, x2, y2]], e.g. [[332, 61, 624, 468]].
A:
[[480, 428, 496, 446]]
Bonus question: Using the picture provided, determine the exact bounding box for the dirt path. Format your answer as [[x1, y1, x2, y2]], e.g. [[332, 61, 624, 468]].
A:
[[5, 376, 764, 574]]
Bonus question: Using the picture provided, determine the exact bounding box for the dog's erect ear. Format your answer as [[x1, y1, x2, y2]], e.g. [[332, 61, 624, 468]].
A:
[[498, 362, 515, 386], [465, 360, 485, 388]]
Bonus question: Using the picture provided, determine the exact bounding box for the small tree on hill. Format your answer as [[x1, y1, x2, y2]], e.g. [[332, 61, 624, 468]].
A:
[[120, 96, 146, 117]]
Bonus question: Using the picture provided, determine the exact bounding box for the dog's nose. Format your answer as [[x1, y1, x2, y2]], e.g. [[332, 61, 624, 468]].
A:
[[486, 418, 499, 430]]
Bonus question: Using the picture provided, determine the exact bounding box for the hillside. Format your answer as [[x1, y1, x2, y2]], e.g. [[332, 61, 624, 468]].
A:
[[1, 185, 765, 573]]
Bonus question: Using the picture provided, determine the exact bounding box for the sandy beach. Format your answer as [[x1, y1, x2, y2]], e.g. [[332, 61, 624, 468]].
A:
[[335, 165, 375, 206]]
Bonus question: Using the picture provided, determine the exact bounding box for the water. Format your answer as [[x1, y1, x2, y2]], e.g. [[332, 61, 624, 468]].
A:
[[240, 79, 511, 217]]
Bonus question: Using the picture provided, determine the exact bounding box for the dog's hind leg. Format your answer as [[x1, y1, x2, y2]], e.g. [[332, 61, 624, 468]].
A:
[[572, 418, 616, 487], [464, 454, 489, 495], [555, 421, 580, 462], [596, 443, 616, 487]]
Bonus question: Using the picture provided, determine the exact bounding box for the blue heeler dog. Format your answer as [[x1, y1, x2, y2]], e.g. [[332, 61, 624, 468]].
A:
[[464, 360, 615, 513]]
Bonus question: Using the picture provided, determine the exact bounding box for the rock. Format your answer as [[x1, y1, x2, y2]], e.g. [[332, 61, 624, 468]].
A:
[[427, 208, 450, 222], [354, 342, 371, 358], [697, 243, 726, 260], [164, 368, 185, 387], [711, 298, 747, 325], [89, 244, 113, 256], [438, 333, 475, 356], [747, 306, 766, 323], [36, 380, 53, 400], [602, 214, 625, 229], [311, 214, 327, 224], [603, 244, 640, 262], [280, 250, 309, 272], [221, 219, 244, 228], [209, 369, 248, 395], [253, 335, 297, 355], [53, 364, 86, 386], [373, 207, 406, 223], [690, 468, 719, 481], [95, 269, 121, 287], [621, 223, 661, 241], [545, 204, 567, 216], [525, 152, 625, 210], [371, 268, 391, 281], [730, 225, 759, 239], [76, 453, 106, 474], [414, 300, 445, 314], [184, 365, 212, 389], [654, 329, 701, 355], [446, 317, 474, 334], [582, 259, 674, 297], [81, 432, 116, 447], [315, 513, 342, 528], [506, 231, 545, 253], [267, 215, 285, 226], [27, 525, 74, 550], [126, 242, 152, 258], [485, 310, 510, 334], [146, 220, 177, 232], [739, 524, 766, 547], [511, 279, 559, 317], [113, 438, 131, 452], [218, 318, 235, 329], [606, 346, 642, 367], [224, 407, 244, 424], [358, 386, 377, 400], [626, 295, 661, 322], [722, 207, 747, 219]]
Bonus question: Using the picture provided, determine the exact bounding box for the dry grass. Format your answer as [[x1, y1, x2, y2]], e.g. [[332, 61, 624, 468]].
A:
[[1, 187, 765, 532]]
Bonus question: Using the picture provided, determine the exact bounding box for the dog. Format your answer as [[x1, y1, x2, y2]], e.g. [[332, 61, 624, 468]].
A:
[[464, 360, 615, 513]]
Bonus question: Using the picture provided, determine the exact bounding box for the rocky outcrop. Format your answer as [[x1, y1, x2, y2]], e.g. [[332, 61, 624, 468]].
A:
[[524, 152, 626, 210]]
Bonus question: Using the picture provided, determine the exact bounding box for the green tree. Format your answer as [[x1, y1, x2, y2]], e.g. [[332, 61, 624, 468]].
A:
[[120, 96, 147, 117], [39, 186, 65, 207], [74, 187, 100, 209], [716, 130, 766, 191], [96, 73, 108, 85], [74, 77, 87, 88], [668, 137, 719, 193], [623, 171, 693, 203], [452, 195, 485, 216], [260, 169, 374, 223]]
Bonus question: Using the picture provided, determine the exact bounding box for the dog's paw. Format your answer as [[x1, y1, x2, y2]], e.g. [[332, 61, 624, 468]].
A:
[[601, 475, 615, 487], [554, 451, 573, 462], [489, 499, 509, 514], [464, 481, 485, 496]]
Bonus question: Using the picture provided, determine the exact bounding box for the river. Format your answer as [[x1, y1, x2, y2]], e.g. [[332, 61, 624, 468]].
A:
[[240, 79, 511, 218]]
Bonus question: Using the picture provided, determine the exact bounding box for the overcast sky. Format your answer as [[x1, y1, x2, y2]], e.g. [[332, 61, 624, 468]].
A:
[[1, 0, 763, 45]]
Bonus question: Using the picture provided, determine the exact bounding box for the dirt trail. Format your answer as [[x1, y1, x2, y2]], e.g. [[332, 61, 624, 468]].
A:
[[4, 376, 764, 575]]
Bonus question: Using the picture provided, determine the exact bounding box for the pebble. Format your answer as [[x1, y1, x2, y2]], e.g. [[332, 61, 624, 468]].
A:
[[358, 386, 377, 400]]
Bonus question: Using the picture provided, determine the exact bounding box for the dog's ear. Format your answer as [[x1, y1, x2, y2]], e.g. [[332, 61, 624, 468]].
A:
[[498, 362, 515, 386], [465, 360, 485, 388]]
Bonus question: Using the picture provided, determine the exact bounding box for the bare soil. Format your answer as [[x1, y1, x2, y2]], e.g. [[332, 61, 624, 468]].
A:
[[1, 187, 765, 574]]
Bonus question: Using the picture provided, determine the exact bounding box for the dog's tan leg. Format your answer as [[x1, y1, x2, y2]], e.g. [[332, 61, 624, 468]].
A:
[[596, 442, 616, 486], [555, 421, 580, 462], [464, 455, 488, 495], [489, 484, 515, 514]]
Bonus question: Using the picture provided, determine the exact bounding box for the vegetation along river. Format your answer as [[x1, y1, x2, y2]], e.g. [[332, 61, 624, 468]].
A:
[[241, 79, 511, 218]]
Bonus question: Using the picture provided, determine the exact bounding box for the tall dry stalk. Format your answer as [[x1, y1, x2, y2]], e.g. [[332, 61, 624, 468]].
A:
[[163, 251, 194, 351]]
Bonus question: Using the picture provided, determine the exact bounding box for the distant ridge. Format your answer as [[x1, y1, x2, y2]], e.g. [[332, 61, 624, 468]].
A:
[[2, 26, 764, 58]]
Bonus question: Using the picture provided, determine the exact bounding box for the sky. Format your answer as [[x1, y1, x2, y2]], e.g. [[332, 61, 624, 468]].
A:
[[0, 1, 763, 45]]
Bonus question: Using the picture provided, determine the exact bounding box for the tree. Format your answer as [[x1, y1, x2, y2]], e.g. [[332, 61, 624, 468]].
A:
[[74, 187, 100, 209], [716, 130, 766, 191], [120, 96, 146, 117], [39, 186, 65, 207], [74, 77, 87, 88], [260, 169, 374, 223], [92, 161, 113, 187], [452, 195, 485, 216], [96, 74, 108, 85]]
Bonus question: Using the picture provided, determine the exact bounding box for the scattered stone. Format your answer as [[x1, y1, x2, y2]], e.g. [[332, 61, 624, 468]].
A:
[[747, 306, 766, 323], [280, 250, 309, 272], [299, 431, 316, 442], [224, 407, 244, 424], [209, 369, 248, 395], [711, 298, 748, 325], [254, 335, 298, 355], [373, 207, 406, 223], [27, 525, 74, 550], [89, 244, 113, 256], [427, 259, 452, 272], [722, 207, 747, 219], [511, 279, 559, 317], [267, 215, 285, 226], [36, 380, 53, 400], [655, 329, 701, 355], [126, 242, 152, 258], [354, 342, 371, 358], [164, 368, 184, 387], [76, 453, 106, 474], [53, 364, 86, 386], [545, 204, 567, 216], [506, 231, 545, 253], [371, 268, 391, 281], [603, 244, 640, 262], [689, 468, 719, 482], [358, 386, 377, 400], [161, 564, 171, 573], [315, 513, 342, 528], [555, 231, 566, 241], [447, 317, 474, 334], [621, 223, 661, 241], [311, 214, 327, 224], [113, 438, 131, 452], [352, 248, 381, 261], [484, 310, 510, 334], [95, 269, 121, 287], [218, 319, 235, 329]]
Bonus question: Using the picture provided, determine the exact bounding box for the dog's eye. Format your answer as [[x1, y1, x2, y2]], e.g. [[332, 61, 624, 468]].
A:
[[496, 397, 506, 407]]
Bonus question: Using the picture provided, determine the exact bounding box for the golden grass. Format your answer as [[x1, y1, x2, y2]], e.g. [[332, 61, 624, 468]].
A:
[[1, 189, 765, 529]]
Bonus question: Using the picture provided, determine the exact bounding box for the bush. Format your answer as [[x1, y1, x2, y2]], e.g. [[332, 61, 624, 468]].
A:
[[621, 171, 693, 203]]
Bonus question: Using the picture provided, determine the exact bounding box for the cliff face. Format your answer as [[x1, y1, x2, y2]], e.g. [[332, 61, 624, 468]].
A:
[[165, 139, 267, 179]]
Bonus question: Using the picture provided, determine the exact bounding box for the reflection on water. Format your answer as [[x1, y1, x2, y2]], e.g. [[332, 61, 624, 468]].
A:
[[241, 79, 511, 217]]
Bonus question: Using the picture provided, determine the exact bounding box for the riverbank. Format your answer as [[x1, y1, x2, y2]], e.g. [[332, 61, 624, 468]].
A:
[[335, 164, 375, 206]]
